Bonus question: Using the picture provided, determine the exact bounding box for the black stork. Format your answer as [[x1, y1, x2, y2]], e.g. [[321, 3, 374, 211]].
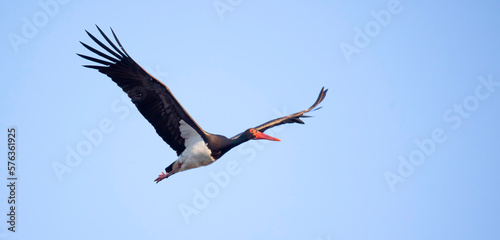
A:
[[77, 26, 328, 183]]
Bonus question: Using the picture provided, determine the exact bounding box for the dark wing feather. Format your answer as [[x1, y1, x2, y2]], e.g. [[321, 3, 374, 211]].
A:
[[78, 25, 208, 156], [231, 87, 327, 139]]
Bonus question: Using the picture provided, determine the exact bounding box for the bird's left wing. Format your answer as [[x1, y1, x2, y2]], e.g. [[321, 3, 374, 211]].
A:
[[77, 26, 208, 156], [230, 87, 328, 139]]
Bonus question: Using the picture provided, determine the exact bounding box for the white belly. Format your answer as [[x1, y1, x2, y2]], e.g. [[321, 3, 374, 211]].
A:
[[177, 120, 215, 172]]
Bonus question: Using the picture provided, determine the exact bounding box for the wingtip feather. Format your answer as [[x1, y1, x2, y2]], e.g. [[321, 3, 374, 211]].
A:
[[83, 65, 105, 70]]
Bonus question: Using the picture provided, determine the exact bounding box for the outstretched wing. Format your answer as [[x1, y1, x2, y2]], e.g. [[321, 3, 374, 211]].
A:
[[77, 25, 208, 156], [231, 87, 327, 139]]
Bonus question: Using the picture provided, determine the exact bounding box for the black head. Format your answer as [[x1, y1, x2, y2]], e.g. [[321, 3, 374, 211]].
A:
[[243, 128, 281, 141]]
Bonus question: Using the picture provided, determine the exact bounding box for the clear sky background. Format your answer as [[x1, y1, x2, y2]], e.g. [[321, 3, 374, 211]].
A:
[[1, 0, 500, 239]]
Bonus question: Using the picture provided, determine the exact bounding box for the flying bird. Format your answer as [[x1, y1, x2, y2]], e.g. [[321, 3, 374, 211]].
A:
[[78, 26, 327, 183]]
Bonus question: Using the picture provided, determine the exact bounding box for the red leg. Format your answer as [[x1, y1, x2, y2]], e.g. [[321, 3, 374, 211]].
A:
[[154, 171, 170, 183]]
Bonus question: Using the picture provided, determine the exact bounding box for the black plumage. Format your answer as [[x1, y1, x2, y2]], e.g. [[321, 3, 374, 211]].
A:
[[78, 26, 327, 182]]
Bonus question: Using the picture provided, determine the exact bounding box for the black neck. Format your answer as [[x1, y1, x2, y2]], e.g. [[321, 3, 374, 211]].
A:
[[220, 134, 250, 156]]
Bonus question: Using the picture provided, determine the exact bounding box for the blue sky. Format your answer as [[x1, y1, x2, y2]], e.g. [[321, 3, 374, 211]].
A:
[[1, 0, 500, 239]]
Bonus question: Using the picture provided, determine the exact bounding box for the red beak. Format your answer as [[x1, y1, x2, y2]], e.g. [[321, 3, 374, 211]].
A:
[[254, 131, 281, 141]]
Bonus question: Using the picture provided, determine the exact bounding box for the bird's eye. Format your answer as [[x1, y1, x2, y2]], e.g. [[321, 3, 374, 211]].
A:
[[250, 129, 256, 134]]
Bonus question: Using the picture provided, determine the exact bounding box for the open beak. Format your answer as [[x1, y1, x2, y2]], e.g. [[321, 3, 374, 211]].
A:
[[254, 131, 281, 141]]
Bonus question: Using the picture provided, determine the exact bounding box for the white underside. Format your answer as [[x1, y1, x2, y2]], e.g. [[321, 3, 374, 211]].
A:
[[176, 120, 215, 172]]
